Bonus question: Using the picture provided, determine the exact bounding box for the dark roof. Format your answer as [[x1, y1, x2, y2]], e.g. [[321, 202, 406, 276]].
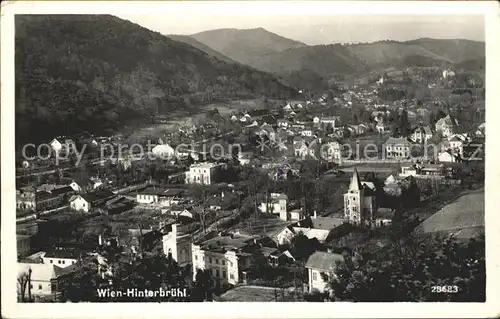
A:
[[376, 207, 395, 219], [79, 189, 115, 203], [72, 178, 92, 186], [305, 251, 344, 271], [44, 249, 82, 259], [50, 186, 74, 196]]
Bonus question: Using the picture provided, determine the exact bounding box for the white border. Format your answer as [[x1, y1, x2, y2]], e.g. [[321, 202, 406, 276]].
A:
[[2, 1, 499, 318]]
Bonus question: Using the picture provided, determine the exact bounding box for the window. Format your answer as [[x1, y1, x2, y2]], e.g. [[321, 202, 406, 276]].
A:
[[62, 260, 65, 264], [209, 257, 212, 264], [216, 269, 220, 277], [312, 272, 317, 281], [58, 260, 61, 264], [50, 260, 53, 264], [228, 261, 232, 267], [215, 258, 219, 265], [30, 284, 33, 289], [223, 270, 226, 278], [195, 255, 198, 260], [72, 261, 75, 264], [38, 284, 42, 290], [230, 274, 234, 279], [222, 260, 225, 266]]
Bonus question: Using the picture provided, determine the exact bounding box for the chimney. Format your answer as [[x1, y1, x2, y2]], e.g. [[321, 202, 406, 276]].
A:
[[313, 210, 317, 219], [98, 234, 103, 246], [171, 223, 177, 236]]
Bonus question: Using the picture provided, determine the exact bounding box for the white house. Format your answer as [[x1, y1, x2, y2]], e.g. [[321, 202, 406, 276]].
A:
[[435, 115, 458, 138], [448, 136, 464, 156], [438, 150, 457, 163], [185, 162, 225, 185], [41, 250, 79, 268], [49, 138, 63, 154], [162, 223, 193, 267], [69, 195, 91, 212], [321, 141, 342, 162], [412, 126, 433, 143], [17, 262, 60, 298], [259, 193, 288, 221], [191, 233, 257, 286], [305, 251, 344, 293], [385, 137, 411, 159]]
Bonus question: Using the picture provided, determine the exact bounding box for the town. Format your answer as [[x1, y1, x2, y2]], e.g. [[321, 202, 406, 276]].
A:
[[14, 14, 485, 303]]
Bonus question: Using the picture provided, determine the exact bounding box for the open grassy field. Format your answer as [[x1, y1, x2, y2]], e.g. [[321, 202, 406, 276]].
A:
[[417, 187, 484, 238], [229, 216, 290, 238]]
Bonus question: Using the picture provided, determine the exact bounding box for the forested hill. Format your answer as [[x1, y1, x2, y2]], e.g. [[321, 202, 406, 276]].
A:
[[15, 15, 297, 145]]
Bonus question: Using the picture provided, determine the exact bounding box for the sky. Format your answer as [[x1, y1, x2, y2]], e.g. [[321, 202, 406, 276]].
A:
[[119, 14, 485, 45]]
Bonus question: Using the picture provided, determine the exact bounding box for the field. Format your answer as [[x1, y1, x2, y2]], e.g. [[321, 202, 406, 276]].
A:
[[417, 187, 484, 238]]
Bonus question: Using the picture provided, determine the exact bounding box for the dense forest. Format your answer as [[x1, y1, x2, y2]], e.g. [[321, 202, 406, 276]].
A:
[[15, 15, 297, 145]]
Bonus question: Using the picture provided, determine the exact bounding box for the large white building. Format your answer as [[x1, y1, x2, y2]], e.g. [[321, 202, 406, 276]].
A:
[[161, 223, 192, 267], [259, 193, 288, 220], [384, 137, 411, 159], [185, 163, 226, 185], [191, 233, 276, 286]]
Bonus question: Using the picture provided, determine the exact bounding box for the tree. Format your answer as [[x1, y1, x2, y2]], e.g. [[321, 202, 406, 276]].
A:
[[326, 234, 485, 302], [191, 269, 215, 301], [399, 109, 411, 137], [17, 269, 32, 302]]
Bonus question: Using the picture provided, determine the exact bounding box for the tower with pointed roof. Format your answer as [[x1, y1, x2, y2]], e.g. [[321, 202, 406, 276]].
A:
[[343, 168, 376, 225]]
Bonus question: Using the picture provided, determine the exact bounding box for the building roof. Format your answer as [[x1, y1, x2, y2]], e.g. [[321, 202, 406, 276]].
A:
[[305, 251, 344, 271], [436, 114, 458, 127], [309, 217, 345, 231], [385, 137, 411, 146], [376, 207, 395, 219]]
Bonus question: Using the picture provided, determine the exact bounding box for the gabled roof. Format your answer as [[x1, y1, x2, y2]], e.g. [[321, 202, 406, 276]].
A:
[[305, 251, 344, 271]]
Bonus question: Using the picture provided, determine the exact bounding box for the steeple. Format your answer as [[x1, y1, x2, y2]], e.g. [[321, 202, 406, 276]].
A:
[[349, 167, 363, 191]]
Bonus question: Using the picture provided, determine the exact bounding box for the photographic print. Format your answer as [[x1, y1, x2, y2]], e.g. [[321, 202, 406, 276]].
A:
[[2, 1, 498, 318]]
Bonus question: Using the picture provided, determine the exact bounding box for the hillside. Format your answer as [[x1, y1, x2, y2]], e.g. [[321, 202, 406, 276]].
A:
[[167, 34, 236, 64], [190, 28, 307, 65], [15, 16, 297, 145], [229, 37, 485, 89]]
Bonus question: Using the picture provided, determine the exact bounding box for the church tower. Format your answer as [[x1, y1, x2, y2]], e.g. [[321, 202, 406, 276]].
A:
[[344, 168, 365, 224], [343, 168, 376, 225]]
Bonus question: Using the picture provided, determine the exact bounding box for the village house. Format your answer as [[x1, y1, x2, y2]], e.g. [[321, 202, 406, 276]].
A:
[[35, 186, 74, 211], [18, 262, 63, 299], [185, 162, 226, 185], [305, 251, 344, 293], [321, 141, 342, 163], [259, 193, 288, 221], [300, 128, 313, 137], [40, 250, 80, 268], [276, 213, 345, 245], [69, 178, 94, 193], [136, 187, 189, 206], [277, 119, 290, 128], [438, 150, 457, 163], [435, 114, 458, 138], [411, 125, 433, 143], [16, 187, 36, 211], [448, 135, 465, 157], [375, 121, 389, 134], [320, 116, 339, 127], [384, 137, 411, 159], [69, 189, 115, 213]]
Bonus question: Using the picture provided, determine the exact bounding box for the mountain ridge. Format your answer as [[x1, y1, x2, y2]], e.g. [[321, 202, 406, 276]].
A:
[[15, 15, 297, 145]]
